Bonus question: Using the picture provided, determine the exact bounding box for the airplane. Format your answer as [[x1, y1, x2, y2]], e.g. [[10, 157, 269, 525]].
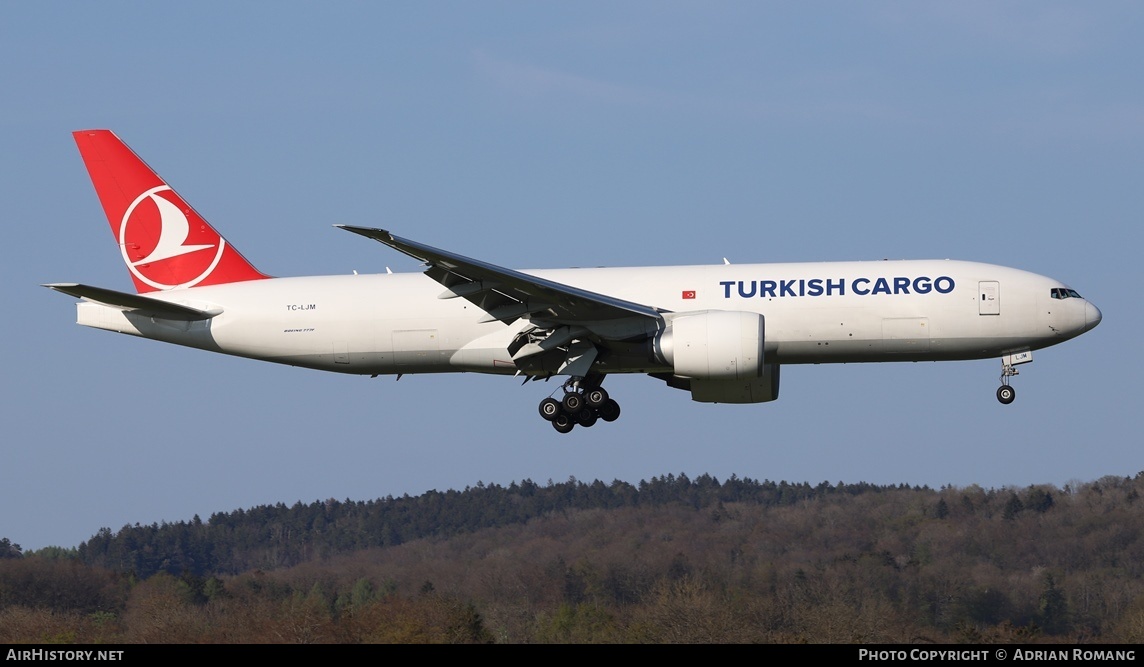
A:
[[47, 130, 1102, 434]]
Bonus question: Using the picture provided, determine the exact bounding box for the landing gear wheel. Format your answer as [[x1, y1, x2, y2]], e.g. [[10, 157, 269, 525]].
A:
[[538, 398, 562, 422], [552, 414, 575, 434], [562, 392, 585, 415], [585, 388, 609, 408], [576, 409, 599, 427], [997, 385, 1016, 405], [599, 399, 621, 422]]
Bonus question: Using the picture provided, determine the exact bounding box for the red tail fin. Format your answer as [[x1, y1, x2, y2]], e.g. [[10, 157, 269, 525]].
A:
[[73, 130, 269, 293]]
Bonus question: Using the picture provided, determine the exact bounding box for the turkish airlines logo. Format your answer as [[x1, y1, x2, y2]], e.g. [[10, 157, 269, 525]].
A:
[[119, 186, 225, 290]]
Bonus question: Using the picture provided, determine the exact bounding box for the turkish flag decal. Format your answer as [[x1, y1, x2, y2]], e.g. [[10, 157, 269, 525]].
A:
[[682, 290, 696, 299]]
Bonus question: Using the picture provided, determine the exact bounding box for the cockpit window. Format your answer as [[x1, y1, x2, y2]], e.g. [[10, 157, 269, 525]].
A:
[[1050, 288, 1083, 300]]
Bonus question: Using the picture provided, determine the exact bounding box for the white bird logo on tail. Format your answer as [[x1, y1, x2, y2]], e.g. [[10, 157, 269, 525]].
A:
[[131, 191, 213, 265], [119, 186, 226, 290]]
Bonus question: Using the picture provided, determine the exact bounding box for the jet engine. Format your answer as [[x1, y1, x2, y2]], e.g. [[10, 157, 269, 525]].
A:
[[650, 310, 780, 403]]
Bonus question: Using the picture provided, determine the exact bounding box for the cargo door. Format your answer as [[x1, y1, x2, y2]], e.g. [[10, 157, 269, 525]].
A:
[[393, 329, 440, 366], [882, 317, 931, 353]]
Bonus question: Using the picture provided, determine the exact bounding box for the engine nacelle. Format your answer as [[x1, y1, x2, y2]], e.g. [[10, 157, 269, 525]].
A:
[[689, 364, 780, 403], [651, 310, 778, 403], [653, 310, 765, 380]]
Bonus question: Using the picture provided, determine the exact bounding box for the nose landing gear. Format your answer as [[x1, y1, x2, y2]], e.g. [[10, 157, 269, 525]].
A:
[[538, 378, 621, 433], [996, 353, 1030, 405]]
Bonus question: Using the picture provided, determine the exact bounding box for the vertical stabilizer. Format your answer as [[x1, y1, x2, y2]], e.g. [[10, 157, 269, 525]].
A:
[[73, 130, 269, 293]]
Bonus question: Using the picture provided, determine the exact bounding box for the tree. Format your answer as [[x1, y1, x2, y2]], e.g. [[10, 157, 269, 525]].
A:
[[0, 539, 22, 559], [1038, 573, 1070, 635], [1026, 488, 1054, 513], [1002, 494, 1024, 521]]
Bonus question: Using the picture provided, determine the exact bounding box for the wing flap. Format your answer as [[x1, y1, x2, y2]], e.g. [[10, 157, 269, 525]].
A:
[[438, 281, 499, 299]]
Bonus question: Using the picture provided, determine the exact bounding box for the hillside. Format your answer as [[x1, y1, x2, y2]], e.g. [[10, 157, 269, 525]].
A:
[[2, 473, 1143, 643]]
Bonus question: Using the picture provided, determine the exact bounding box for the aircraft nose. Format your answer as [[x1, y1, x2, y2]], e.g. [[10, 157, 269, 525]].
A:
[[1084, 301, 1102, 332]]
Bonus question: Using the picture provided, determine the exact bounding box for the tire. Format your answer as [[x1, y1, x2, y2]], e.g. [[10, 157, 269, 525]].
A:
[[997, 385, 1016, 405], [562, 392, 584, 415], [585, 388, 609, 408], [552, 414, 575, 433], [577, 409, 599, 427], [538, 397, 562, 421], [599, 399, 621, 422]]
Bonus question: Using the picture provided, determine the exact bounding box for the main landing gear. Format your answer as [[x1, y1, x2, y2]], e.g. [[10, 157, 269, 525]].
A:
[[538, 379, 621, 434]]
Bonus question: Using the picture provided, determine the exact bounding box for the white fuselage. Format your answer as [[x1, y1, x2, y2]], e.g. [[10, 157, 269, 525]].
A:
[[74, 259, 1099, 377]]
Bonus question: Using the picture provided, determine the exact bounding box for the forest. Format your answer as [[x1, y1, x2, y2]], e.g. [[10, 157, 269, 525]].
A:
[[2, 472, 1143, 643]]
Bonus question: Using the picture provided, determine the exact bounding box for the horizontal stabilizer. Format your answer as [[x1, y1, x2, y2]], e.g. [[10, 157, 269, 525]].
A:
[[42, 283, 221, 321]]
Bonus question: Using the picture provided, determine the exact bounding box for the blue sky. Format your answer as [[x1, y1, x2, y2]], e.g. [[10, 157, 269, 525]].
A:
[[2, 3, 1140, 550]]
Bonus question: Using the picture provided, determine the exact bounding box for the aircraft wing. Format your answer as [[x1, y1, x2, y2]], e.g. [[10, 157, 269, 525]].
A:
[[337, 226, 665, 330], [43, 283, 221, 321]]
